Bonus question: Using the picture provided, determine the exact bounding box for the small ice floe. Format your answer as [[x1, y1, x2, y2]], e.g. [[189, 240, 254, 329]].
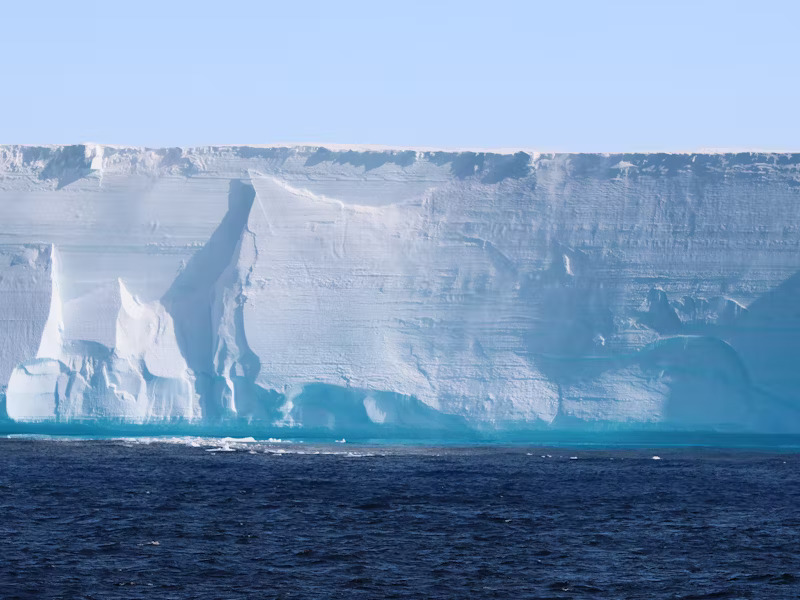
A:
[[206, 444, 235, 452], [139, 541, 160, 546], [335, 438, 346, 444], [569, 456, 578, 460], [652, 456, 662, 460], [222, 436, 257, 444]]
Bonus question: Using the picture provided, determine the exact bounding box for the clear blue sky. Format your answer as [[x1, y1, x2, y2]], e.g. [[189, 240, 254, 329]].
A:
[[3, 0, 798, 151]]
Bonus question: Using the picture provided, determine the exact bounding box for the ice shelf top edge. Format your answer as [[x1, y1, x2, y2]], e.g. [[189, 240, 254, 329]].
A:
[[4, 143, 800, 156], [4, 144, 800, 188]]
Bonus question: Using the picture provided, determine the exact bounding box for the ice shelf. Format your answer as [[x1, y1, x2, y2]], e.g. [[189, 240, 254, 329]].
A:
[[1, 145, 800, 435]]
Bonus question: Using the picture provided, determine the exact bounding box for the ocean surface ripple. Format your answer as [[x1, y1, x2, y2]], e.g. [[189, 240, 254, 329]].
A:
[[0, 439, 798, 599]]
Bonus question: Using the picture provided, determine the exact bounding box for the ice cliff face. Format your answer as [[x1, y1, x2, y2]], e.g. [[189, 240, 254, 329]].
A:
[[1, 145, 800, 434]]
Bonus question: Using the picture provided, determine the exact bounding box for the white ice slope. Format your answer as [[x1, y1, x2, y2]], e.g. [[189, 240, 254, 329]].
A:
[[1, 145, 800, 433]]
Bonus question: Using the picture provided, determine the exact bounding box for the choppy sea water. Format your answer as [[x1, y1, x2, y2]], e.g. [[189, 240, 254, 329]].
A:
[[0, 438, 798, 599]]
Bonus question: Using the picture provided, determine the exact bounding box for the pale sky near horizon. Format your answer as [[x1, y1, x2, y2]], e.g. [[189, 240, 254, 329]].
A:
[[2, 0, 798, 151]]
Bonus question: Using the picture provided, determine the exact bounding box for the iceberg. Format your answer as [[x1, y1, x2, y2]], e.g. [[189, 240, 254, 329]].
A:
[[1, 145, 800, 435]]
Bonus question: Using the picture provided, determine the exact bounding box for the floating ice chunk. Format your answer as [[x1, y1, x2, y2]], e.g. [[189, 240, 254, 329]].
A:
[[206, 445, 235, 452]]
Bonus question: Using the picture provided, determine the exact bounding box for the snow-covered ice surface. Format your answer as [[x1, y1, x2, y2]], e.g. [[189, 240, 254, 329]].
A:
[[2, 145, 800, 436]]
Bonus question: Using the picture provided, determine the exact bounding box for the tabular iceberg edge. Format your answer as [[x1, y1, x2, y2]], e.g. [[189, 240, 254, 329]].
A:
[[1, 145, 800, 436]]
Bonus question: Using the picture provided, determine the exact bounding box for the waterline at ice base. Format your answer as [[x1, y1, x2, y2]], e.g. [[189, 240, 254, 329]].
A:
[[2, 145, 800, 438]]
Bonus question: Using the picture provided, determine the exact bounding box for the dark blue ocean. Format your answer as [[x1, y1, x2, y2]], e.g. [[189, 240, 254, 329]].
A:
[[1, 438, 799, 599]]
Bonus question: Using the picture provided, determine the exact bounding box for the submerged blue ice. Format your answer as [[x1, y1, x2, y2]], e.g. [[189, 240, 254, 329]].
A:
[[1, 146, 800, 435]]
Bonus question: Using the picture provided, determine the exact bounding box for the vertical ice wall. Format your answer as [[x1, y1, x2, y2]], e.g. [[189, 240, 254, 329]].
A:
[[1, 147, 800, 433], [235, 176, 561, 425], [0, 246, 60, 384], [0, 245, 60, 419]]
